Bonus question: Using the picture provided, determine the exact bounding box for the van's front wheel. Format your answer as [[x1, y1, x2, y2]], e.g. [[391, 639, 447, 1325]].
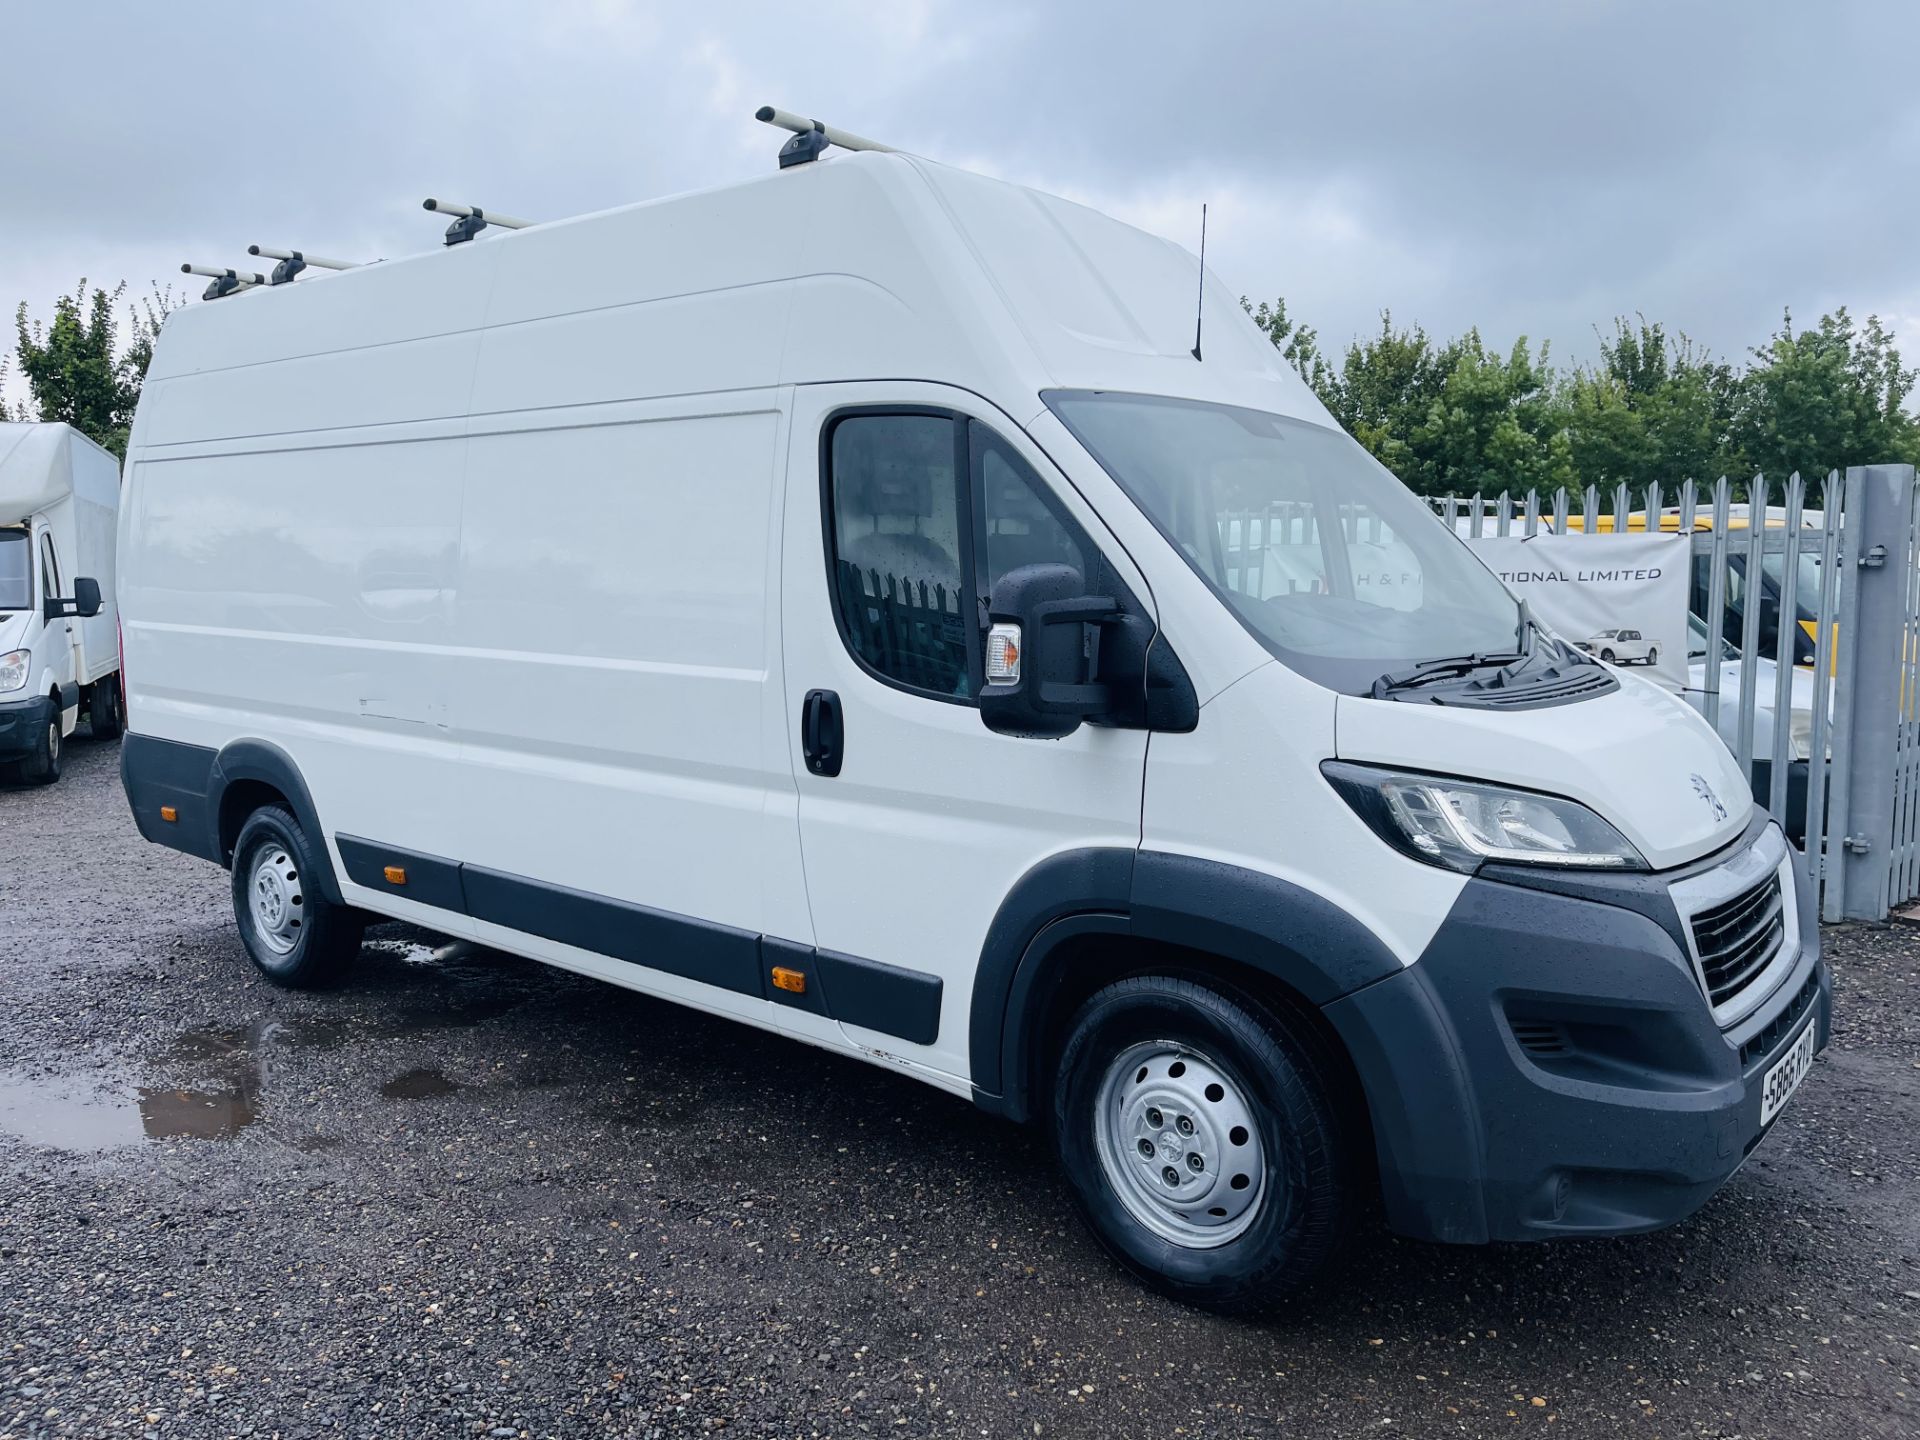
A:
[[19, 714, 61, 785], [231, 805, 363, 988], [1051, 975, 1359, 1312]]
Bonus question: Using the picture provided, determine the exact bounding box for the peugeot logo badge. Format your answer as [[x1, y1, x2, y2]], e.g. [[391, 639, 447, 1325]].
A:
[[1690, 773, 1728, 823]]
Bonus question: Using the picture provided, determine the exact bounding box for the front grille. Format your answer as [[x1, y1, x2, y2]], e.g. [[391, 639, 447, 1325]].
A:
[[1689, 874, 1786, 1011], [1739, 970, 1821, 1068]]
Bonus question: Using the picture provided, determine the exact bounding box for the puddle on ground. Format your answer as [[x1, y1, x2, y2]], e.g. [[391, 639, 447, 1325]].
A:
[[0, 1076, 257, 1150], [362, 938, 448, 967], [0, 1017, 276, 1152], [0, 937, 518, 1152], [381, 1067, 461, 1100]]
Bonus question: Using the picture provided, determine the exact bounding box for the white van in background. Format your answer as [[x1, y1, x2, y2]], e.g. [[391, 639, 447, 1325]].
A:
[[0, 423, 121, 783], [118, 130, 1827, 1310]]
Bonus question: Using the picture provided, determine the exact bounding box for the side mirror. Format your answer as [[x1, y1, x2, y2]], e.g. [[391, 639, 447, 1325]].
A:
[[979, 563, 1116, 739], [47, 577, 103, 622]]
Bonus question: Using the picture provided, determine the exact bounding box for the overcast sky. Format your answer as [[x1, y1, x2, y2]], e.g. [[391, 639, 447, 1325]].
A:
[[5, 0, 1917, 408]]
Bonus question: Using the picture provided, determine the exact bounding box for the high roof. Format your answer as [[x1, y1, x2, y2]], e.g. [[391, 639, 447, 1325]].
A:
[[138, 153, 1330, 448]]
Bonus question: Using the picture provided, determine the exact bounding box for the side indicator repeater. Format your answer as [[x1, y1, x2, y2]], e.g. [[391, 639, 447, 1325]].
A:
[[770, 966, 807, 995], [384, 865, 408, 885], [159, 806, 178, 823]]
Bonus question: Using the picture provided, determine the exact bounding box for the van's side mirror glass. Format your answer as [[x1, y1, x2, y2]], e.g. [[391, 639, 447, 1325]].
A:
[[979, 563, 1115, 739], [71, 577, 103, 619]]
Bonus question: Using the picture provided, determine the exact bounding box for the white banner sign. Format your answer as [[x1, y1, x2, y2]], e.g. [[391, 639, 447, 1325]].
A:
[[1465, 532, 1691, 691]]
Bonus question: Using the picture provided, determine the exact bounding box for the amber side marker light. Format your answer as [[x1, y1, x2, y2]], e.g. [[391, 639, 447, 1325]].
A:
[[384, 866, 408, 885], [770, 966, 807, 995], [159, 806, 178, 823]]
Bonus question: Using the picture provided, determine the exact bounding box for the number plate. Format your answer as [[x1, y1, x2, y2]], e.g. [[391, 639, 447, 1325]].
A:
[[1760, 1019, 1817, 1126]]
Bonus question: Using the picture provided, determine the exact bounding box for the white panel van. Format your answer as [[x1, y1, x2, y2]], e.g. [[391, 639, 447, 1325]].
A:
[[0, 422, 121, 782], [119, 144, 1827, 1310]]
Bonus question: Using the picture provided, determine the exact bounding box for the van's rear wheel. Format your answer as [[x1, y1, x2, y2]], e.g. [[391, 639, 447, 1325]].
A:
[[1051, 974, 1359, 1313], [87, 679, 123, 740], [19, 714, 61, 785], [231, 805, 362, 988]]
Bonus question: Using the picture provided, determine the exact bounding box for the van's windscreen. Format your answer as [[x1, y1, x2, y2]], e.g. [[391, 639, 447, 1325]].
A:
[[0, 530, 30, 614], [1045, 391, 1523, 694]]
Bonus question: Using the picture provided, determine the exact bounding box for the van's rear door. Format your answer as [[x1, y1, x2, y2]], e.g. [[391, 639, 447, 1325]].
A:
[[778, 382, 1152, 1083]]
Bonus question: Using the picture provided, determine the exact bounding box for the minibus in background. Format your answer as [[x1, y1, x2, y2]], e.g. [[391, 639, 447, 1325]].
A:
[[116, 115, 1827, 1311]]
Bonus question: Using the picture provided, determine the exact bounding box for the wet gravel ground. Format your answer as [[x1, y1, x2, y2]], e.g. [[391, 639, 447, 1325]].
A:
[[1, 735, 1916, 1439]]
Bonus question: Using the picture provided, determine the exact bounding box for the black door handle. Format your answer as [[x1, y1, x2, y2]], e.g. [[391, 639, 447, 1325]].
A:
[[801, 688, 844, 777]]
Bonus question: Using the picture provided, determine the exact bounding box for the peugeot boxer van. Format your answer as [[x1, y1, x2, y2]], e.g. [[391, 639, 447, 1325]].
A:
[[118, 139, 1827, 1310]]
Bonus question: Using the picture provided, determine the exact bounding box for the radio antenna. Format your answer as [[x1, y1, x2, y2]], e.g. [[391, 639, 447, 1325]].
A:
[[1190, 203, 1208, 362]]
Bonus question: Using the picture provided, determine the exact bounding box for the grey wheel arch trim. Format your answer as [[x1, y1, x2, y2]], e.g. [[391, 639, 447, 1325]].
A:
[[208, 739, 346, 904], [968, 847, 1405, 1123]]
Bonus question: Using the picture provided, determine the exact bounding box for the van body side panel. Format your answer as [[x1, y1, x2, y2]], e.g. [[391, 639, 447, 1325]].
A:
[[119, 433, 473, 886], [444, 401, 809, 998]]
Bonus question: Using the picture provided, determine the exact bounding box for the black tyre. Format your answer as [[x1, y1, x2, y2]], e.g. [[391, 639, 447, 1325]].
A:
[[1600, 648, 1616, 663], [87, 678, 124, 740], [231, 805, 363, 988], [18, 711, 62, 785], [1050, 973, 1361, 1313], [1645, 647, 1659, 666]]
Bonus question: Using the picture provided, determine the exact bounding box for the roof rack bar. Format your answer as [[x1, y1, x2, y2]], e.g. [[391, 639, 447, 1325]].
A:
[[181, 264, 266, 300], [754, 106, 895, 154], [249, 245, 363, 285], [423, 198, 535, 247], [754, 105, 896, 169]]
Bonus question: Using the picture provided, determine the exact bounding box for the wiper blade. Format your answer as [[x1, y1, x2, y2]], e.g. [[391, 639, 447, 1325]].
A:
[[1371, 651, 1526, 698]]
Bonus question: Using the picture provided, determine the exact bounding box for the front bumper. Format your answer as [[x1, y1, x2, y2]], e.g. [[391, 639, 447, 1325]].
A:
[[0, 693, 56, 760], [1324, 817, 1829, 1244]]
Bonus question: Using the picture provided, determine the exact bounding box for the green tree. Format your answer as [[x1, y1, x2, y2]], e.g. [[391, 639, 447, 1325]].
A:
[[1244, 295, 1919, 500], [1734, 308, 1920, 479], [10, 280, 173, 458], [1556, 318, 1746, 493], [1412, 332, 1570, 496], [1240, 296, 1337, 404], [1329, 312, 1471, 490]]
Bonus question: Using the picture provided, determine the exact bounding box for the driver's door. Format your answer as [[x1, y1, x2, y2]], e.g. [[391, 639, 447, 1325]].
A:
[[776, 383, 1152, 1083]]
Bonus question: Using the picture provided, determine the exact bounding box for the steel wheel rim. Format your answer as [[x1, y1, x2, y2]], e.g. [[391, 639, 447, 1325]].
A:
[[1093, 1040, 1268, 1248], [248, 843, 305, 955], [46, 723, 58, 765]]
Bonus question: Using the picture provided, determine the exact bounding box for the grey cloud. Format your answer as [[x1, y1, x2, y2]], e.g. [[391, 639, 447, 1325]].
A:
[[2, 0, 1915, 394]]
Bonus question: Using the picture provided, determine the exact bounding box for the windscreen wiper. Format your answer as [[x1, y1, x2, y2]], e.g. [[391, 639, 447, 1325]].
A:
[[1371, 651, 1526, 699]]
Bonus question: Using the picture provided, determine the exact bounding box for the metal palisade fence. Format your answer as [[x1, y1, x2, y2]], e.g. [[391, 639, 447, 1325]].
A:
[[1430, 465, 1920, 922]]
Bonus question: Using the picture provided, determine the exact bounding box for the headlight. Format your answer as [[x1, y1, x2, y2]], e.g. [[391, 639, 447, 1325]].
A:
[[1788, 709, 1813, 762], [0, 650, 27, 694], [1323, 761, 1648, 873]]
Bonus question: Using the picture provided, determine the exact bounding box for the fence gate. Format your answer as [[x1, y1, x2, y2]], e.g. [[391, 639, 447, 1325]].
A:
[[1431, 464, 1920, 921]]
